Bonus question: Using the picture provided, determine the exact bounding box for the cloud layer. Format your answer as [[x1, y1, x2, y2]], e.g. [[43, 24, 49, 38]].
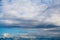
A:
[[0, 0, 60, 28]]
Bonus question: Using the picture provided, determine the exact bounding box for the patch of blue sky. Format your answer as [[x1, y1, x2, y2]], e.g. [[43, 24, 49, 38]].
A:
[[0, 28, 41, 35], [0, 28, 23, 34]]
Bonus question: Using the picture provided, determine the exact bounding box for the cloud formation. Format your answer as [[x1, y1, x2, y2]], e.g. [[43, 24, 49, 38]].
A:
[[0, 0, 60, 28]]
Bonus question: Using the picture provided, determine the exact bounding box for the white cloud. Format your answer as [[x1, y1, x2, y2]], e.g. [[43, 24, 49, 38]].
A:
[[3, 33, 11, 38], [20, 35, 36, 38], [1, 0, 60, 27], [19, 33, 36, 38], [3, 0, 48, 19], [1, 0, 48, 26], [42, 28, 56, 31], [44, 6, 60, 26], [0, 20, 20, 25]]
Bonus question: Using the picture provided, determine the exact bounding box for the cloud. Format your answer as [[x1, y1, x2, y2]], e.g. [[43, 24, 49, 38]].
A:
[[19, 33, 36, 38], [0, 0, 60, 38], [0, 0, 60, 28], [0, 20, 20, 25], [0, 13, 3, 18], [2, 33, 11, 38], [44, 5, 60, 26], [0, 0, 48, 27], [2, 0, 48, 19]]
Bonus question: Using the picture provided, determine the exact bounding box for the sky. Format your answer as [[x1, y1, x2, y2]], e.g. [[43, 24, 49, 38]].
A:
[[0, 0, 60, 38]]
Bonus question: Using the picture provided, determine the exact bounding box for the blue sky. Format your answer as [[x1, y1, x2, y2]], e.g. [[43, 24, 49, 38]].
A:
[[0, 28, 40, 34], [0, 0, 60, 37]]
